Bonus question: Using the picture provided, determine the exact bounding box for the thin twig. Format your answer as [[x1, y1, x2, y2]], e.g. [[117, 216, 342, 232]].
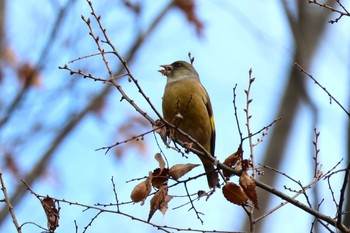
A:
[[244, 69, 255, 175], [337, 161, 350, 226], [312, 128, 321, 178], [327, 176, 339, 213], [308, 0, 350, 23], [294, 62, 350, 117], [19, 222, 47, 232], [0, 169, 22, 233], [83, 210, 103, 233], [233, 84, 243, 142], [68, 51, 115, 63], [111, 177, 120, 212], [95, 126, 162, 153], [242, 117, 282, 141]]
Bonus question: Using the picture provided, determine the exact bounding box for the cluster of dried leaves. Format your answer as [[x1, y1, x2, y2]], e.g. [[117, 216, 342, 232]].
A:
[[130, 144, 259, 222], [222, 148, 259, 209], [130, 153, 199, 221]]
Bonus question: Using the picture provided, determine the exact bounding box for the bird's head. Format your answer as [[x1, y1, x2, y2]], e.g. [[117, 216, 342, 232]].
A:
[[159, 61, 199, 82]]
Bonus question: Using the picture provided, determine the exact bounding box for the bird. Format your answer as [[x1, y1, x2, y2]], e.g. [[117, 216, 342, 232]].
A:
[[159, 60, 219, 189]]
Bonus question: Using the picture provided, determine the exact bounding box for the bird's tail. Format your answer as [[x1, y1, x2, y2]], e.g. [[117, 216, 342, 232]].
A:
[[200, 158, 220, 189]]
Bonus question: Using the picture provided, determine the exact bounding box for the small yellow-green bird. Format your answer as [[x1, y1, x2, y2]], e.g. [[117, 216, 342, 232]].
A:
[[159, 60, 219, 189]]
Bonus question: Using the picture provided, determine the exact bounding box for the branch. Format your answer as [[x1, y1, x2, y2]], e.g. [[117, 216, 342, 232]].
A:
[[254, 179, 349, 232], [309, 0, 350, 23], [337, 161, 350, 226], [0, 168, 21, 233], [294, 62, 350, 117], [183, 182, 204, 224], [244, 68, 256, 177], [232, 84, 243, 142]]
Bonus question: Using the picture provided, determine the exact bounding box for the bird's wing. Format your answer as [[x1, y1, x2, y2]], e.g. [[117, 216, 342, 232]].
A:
[[205, 92, 216, 156]]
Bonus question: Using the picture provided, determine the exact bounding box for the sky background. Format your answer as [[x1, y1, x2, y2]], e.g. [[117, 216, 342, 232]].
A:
[[1, 0, 350, 232]]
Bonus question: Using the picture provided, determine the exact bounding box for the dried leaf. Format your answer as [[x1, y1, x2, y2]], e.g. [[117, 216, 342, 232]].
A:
[[239, 172, 259, 209], [223, 150, 241, 178], [4, 153, 20, 177], [41, 196, 59, 231], [17, 63, 41, 87], [222, 182, 248, 206], [155, 153, 166, 173], [169, 163, 199, 180], [122, 0, 141, 14], [91, 99, 106, 116], [130, 174, 152, 205], [3, 47, 17, 67], [151, 168, 169, 189], [173, 0, 204, 36], [114, 114, 149, 159], [148, 186, 172, 222]]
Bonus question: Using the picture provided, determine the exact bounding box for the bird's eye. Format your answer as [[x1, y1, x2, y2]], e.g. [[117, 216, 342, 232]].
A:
[[173, 62, 182, 68]]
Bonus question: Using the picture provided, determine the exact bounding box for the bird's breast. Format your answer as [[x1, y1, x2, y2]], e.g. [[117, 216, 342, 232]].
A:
[[162, 79, 211, 149]]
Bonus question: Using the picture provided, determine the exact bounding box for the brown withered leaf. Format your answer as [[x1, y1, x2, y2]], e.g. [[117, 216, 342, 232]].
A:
[[114, 114, 149, 159], [239, 172, 259, 209], [91, 99, 106, 116], [222, 182, 248, 206], [122, 0, 141, 14], [151, 168, 169, 189], [223, 150, 241, 178], [3, 47, 17, 67], [169, 163, 199, 180], [155, 153, 166, 173], [17, 63, 41, 87], [173, 0, 204, 36], [148, 185, 172, 222], [130, 174, 152, 205], [4, 152, 20, 178], [41, 196, 59, 232]]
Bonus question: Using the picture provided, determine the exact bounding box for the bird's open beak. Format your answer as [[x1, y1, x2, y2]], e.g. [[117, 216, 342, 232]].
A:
[[158, 64, 172, 76]]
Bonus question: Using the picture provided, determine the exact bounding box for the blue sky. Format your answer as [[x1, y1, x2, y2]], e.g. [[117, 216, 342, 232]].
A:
[[1, 0, 349, 232]]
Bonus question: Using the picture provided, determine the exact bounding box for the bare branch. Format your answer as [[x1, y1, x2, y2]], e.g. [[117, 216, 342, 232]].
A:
[[0, 169, 21, 233], [244, 68, 256, 177], [295, 62, 350, 117], [308, 0, 350, 23], [337, 161, 350, 226], [232, 84, 243, 142]]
